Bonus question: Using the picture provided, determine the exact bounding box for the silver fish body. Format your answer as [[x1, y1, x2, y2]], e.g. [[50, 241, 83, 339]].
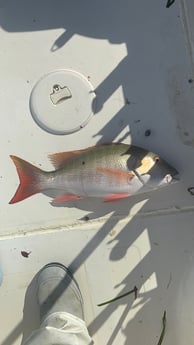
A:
[[9, 143, 178, 204], [42, 143, 178, 199], [47, 144, 141, 196]]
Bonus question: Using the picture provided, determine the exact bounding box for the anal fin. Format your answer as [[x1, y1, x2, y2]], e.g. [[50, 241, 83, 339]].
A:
[[52, 194, 83, 203]]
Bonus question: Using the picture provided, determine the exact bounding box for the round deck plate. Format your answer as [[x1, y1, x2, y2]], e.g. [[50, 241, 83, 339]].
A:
[[30, 70, 96, 135]]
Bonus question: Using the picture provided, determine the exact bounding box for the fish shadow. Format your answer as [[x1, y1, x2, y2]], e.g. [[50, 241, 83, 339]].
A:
[[43, 183, 180, 221]]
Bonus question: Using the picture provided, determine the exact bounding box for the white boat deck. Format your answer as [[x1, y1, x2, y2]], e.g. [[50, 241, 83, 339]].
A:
[[1, 1, 194, 344]]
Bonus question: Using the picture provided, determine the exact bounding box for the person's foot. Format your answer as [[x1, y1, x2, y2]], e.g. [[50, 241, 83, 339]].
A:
[[36, 263, 84, 322]]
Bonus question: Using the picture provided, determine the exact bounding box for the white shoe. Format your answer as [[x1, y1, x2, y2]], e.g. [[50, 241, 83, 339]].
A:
[[36, 263, 84, 323]]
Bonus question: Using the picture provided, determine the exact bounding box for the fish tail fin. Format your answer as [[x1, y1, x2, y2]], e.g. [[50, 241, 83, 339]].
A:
[[9, 155, 45, 204]]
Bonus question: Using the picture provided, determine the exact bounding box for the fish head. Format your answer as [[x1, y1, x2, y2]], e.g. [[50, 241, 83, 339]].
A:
[[135, 152, 179, 190]]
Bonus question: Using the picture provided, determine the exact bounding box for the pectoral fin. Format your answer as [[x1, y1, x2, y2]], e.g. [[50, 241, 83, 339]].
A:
[[103, 193, 130, 202], [97, 168, 134, 181]]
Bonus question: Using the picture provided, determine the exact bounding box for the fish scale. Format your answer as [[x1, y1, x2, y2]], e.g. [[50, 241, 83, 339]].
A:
[[9, 143, 179, 204], [49, 144, 131, 195]]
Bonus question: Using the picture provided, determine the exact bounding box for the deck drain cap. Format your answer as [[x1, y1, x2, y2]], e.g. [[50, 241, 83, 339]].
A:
[[30, 70, 95, 135]]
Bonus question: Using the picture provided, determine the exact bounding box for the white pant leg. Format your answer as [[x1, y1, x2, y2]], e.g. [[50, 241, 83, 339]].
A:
[[22, 312, 93, 345]]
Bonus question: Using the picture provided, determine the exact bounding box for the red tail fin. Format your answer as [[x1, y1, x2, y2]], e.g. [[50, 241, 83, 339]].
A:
[[9, 155, 44, 204]]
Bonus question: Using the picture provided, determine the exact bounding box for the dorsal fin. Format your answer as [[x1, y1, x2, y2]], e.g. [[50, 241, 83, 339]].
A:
[[48, 147, 94, 169]]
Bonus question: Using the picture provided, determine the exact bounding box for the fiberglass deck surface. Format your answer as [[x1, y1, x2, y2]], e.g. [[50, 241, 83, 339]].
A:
[[1, 1, 194, 344]]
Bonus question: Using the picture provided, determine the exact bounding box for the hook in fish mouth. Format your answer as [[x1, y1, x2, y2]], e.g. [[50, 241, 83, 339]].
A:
[[132, 169, 145, 185]]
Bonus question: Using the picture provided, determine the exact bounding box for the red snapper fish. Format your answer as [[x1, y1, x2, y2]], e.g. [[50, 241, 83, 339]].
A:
[[9, 143, 178, 204]]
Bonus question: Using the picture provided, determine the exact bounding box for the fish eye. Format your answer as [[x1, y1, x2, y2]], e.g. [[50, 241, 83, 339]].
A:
[[165, 174, 172, 183], [153, 155, 160, 163]]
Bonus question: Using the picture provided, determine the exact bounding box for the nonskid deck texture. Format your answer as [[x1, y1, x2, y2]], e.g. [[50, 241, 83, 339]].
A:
[[1, 1, 194, 344]]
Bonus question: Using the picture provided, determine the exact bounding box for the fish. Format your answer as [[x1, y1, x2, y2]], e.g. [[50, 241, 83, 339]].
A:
[[9, 143, 179, 204]]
